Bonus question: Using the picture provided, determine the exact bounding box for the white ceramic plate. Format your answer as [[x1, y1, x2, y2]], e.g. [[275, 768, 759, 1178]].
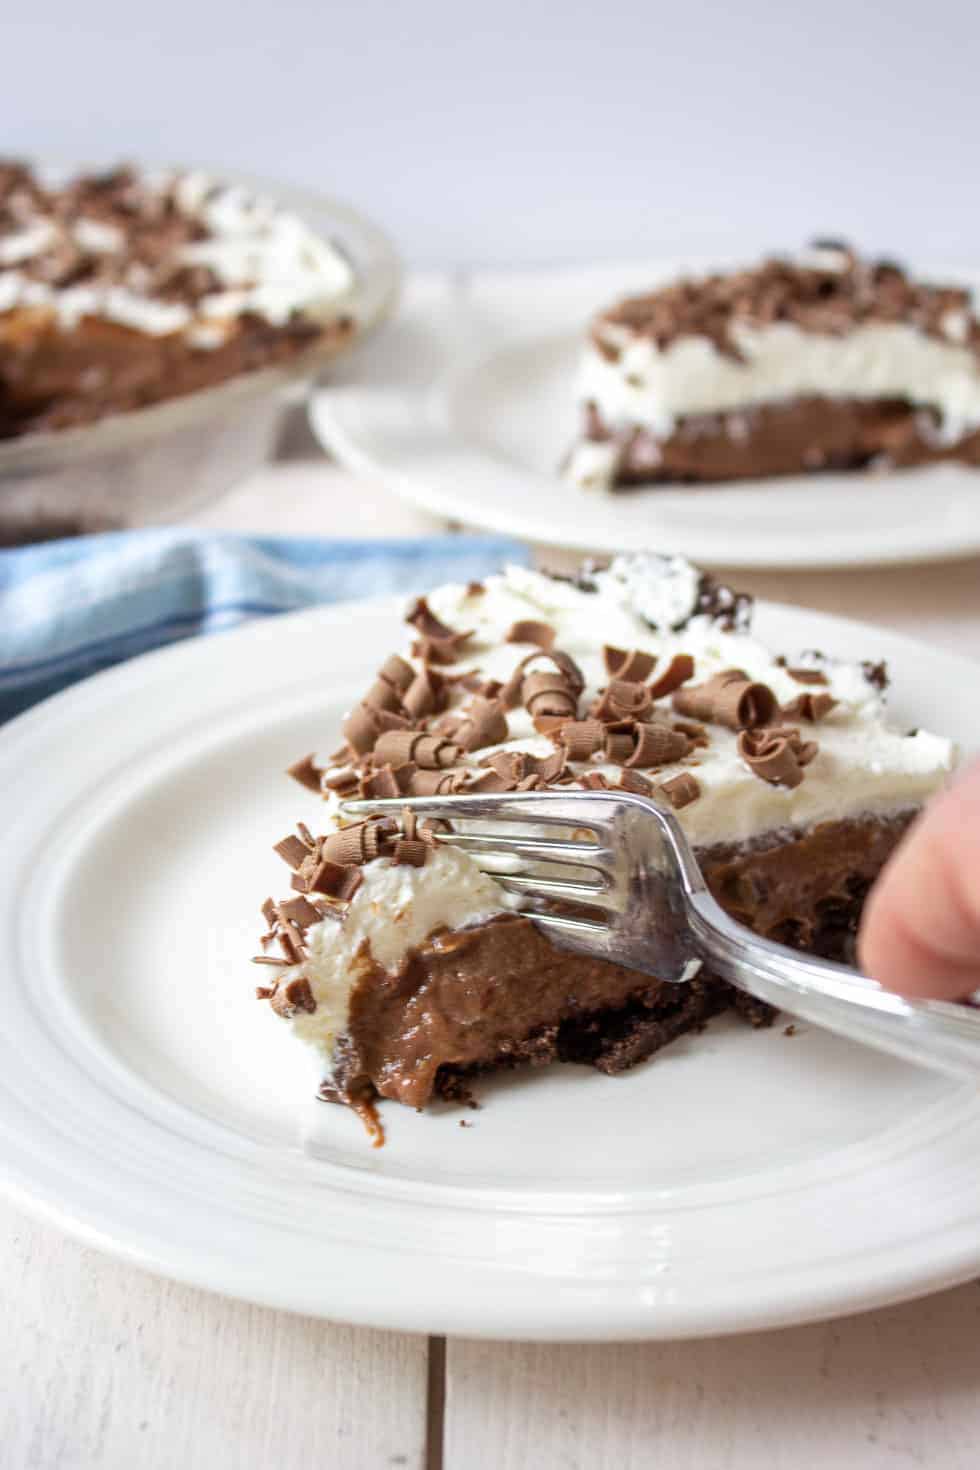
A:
[[2, 596, 979, 1341], [311, 268, 980, 568]]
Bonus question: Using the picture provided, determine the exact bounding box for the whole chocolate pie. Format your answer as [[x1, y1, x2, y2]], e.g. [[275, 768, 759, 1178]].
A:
[[564, 244, 980, 489], [0, 161, 354, 439], [252, 554, 955, 1138]]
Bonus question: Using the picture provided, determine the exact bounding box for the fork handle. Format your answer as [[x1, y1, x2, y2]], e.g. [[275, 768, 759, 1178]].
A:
[[686, 890, 980, 1081]]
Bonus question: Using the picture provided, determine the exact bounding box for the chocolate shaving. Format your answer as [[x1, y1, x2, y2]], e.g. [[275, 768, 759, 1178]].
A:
[[402, 666, 448, 720], [255, 985, 277, 999], [502, 648, 585, 708], [786, 666, 829, 686], [343, 701, 411, 755], [506, 619, 556, 649], [626, 722, 691, 768], [392, 838, 428, 866], [647, 653, 695, 700], [274, 834, 311, 870], [261, 896, 278, 928], [408, 768, 467, 795], [737, 729, 812, 788], [522, 671, 578, 719], [321, 767, 359, 797], [278, 896, 321, 929], [406, 596, 473, 664], [286, 753, 323, 794], [556, 718, 605, 760], [603, 646, 656, 681], [305, 858, 353, 895], [455, 696, 510, 752], [377, 653, 415, 692], [360, 764, 402, 799], [781, 692, 837, 722], [467, 768, 517, 793], [579, 771, 611, 790], [861, 659, 889, 692], [591, 679, 654, 722], [251, 954, 291, 967], [603, 723, 636, 764], [672, 668, 776, 730], [618, 769, 654, 796], [270, 976, 317, 1018], [658, 773, 701, 809], [373, 730, 462, 770], [364, 677, 406, 714]]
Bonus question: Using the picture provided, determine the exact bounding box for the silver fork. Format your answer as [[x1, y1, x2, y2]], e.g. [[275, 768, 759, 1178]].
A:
[[342, 789, 980, 1081]]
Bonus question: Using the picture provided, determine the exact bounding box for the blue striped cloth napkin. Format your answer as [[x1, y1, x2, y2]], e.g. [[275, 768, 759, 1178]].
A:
[[0, 528, 529, 723]]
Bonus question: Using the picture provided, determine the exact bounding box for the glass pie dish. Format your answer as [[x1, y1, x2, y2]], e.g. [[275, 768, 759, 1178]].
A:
[[0, 169, 400, 543]]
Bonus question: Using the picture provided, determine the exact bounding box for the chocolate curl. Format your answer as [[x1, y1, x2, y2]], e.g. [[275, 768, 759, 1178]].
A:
[[501, 648, 585, 708], [556, 719, 605, 761], [343, 701, 411, 755], [603, 723, 636, 764], [405, 595, 473, 664], [378, 653, 415, 692], [658, 773, 701, 809], [392, 838, 428, 867], [781, 692, 837, 722], [591, 679, 653, 722], [626, 723, 691, 768], [506, 619, 556, 649], [373, 730, 462, 770], [286, 753, 323, 794], [522, 671, 577, 720], [455, 696, 510, 753], [363, 677, 406, 714], [737, 730, 808, 788], [408, 768, 467, 795], [672, 668, 776, 730], [402, 666, 448, 720], [270, 976, 317, 1018], [647, 653, 695, 700], [483, 749, 566, 785], [786, 666, 829, 686], [360, 764, 401, 799], [579, 771, 611, 790], [603, 645, 656, 681]]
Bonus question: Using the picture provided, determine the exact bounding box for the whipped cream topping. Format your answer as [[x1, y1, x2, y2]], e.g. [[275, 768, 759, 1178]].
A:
[[275, 846, 511, 1062], [268, 557, 954, 1070], [0, 166, 354, 338], [567, 255, 980, 488]]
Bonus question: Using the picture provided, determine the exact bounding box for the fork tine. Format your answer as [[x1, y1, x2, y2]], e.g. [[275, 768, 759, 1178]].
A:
[[489, 872, 613, 903], [522, 911, 611, 947], [340, 793, 609, 836]]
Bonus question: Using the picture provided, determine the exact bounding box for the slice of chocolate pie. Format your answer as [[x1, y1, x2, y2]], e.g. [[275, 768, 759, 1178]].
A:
[[0, 161, 354, 438], [254, 555, 954, 1125], [565, 245, 980, 489]]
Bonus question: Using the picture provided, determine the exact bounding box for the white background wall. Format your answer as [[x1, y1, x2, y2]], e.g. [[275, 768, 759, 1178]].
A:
[[5, 1, 978, 268]]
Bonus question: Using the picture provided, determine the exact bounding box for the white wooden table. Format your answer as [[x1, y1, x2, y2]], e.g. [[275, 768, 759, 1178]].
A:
[[4, 455, 980, 1469]]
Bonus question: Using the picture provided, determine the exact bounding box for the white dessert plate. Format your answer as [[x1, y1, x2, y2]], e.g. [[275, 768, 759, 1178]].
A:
[[1, 595, 979, 1342], [311, 267, 980, 568]]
